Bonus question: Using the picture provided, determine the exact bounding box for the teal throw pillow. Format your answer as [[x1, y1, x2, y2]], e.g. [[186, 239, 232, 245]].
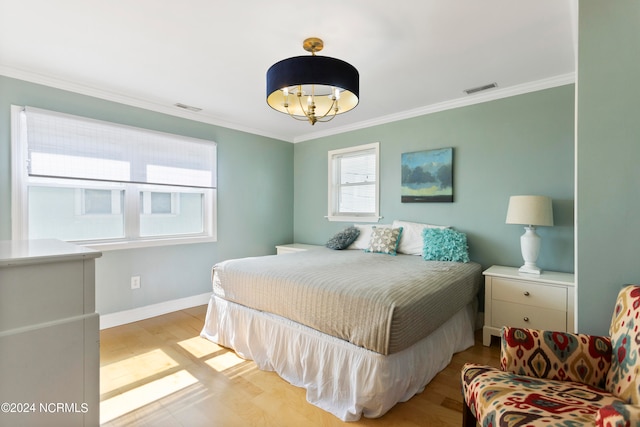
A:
[[422, 228, 470, 262]]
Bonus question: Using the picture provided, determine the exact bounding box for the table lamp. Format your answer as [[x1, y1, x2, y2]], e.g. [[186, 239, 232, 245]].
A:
[[505, 195, 554, 274]]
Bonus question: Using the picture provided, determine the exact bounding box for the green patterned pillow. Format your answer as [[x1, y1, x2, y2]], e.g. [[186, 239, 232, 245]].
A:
[[365, 226, 403, 255], [422, 228, 470, 262]]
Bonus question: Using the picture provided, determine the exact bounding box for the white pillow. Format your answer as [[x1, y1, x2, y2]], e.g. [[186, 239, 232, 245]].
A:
[[347, 224, 391, 250], [392, 220, 450, 255]]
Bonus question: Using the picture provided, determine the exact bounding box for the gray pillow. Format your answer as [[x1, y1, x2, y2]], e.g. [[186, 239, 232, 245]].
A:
[[365, 226, 403, 255], [326, 226, 360, 250]]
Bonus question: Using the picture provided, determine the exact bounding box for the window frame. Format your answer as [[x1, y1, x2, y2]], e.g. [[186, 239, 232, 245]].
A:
[[327, 142, 380, 223], [10, 105, 217, 250]]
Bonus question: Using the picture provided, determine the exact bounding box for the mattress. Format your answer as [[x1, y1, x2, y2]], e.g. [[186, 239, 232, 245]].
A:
[[211, 248, 481, 355]]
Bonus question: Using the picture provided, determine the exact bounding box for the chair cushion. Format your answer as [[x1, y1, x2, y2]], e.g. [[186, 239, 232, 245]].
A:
[[595, 402, 640, 426], [606, 285, 640, 404], [462, 363, 626, 425], [501, 327, 612, 389]]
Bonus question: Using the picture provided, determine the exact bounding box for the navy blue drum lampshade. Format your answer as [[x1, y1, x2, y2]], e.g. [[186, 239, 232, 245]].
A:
[[266, 38, 359, 125]]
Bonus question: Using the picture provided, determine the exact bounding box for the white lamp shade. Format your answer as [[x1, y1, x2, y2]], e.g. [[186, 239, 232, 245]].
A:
[[505, 195, 554, 226]]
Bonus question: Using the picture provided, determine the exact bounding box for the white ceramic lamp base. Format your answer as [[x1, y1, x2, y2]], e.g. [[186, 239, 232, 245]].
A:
[[519, 226, 542, 274]]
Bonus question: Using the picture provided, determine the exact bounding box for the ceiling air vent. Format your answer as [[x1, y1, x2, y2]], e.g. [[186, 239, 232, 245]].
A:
[[463, 82, 498, 95], [174, 103, 202, 112]]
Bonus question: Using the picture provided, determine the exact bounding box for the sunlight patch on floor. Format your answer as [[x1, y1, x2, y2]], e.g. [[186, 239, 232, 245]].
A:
[[100, 369, 198, 424], [177, 336, 223, 358], [100, 348, 180, 395], [205, 351, 245, 373]]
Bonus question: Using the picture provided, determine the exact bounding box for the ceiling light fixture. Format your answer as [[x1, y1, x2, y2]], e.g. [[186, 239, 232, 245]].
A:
[[266, 37, 359, 125]]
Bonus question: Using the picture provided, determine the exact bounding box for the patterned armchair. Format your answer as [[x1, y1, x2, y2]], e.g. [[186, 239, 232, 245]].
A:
[[461, 285, 640, 426]]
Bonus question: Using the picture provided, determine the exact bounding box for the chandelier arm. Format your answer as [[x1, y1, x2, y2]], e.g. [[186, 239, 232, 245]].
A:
[[315, 99, 339, 120], [315, 108, 338, 123], [284, 106, 310, 121]]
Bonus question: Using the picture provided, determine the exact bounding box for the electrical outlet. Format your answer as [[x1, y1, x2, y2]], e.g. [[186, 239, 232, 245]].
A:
[[131, 276, 141, 290]]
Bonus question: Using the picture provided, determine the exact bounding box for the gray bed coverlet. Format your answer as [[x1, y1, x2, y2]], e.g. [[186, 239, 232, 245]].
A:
[[212, 248, 481, 355]]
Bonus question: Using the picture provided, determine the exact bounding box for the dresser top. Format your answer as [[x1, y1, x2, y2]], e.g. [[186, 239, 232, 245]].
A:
[[0, 239, 102, 266]]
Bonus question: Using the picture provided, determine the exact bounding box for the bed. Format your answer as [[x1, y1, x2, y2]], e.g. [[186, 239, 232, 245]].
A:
[[201, 230, 482, 421]]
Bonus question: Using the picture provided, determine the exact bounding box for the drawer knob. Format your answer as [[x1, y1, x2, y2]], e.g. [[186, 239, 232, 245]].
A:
[[523, 317, 530, 322], [524, 291, 530, 296]]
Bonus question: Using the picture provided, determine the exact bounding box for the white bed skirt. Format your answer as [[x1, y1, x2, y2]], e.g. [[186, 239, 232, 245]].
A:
[[200, 295, 476, 422]]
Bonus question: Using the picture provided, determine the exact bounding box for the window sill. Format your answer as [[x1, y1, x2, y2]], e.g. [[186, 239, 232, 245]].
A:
[[81, 235, 216, 251], [326, 215, 381, 223]]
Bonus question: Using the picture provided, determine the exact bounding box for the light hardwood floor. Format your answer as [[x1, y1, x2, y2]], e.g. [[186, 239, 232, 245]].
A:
[[100, 305, 499, 427]]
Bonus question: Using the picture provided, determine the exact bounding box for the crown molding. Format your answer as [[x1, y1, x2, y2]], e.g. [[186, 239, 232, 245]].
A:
[[293, 72, 576, 143], [2, 65, 575, 145], [0, 65, 290, 142]]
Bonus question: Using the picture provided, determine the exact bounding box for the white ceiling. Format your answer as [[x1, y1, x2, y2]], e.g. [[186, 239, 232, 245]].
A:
[[0, 0, 577, 143]]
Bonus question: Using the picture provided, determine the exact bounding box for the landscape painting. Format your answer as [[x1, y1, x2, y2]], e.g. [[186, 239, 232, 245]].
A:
[[401, 147, 453, 202]]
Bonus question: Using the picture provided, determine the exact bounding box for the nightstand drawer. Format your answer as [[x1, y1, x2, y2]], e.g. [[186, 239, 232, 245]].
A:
[[492, 300, 567, 331], [492, 277, 566, 311]]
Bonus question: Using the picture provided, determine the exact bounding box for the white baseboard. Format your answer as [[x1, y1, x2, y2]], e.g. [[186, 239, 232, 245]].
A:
[[99, 292, 212, 330]]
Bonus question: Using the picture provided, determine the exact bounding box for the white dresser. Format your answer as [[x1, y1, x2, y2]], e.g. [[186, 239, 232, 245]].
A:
[[0, 239, 101, 426], [482, 265, 575, 346]]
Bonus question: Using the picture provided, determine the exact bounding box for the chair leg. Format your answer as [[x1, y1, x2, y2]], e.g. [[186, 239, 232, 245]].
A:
[[462, 401, 477, 427]]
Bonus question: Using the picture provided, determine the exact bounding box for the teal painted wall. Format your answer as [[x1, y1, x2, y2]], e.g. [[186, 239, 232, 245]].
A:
[[0, 76, 294, 315], [576, 1, 640, 334], [0, 79, 579, 317], [294, 86, 575, 273]]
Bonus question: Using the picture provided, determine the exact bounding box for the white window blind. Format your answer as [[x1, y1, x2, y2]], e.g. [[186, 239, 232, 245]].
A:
[[24, 106, 216, 188]]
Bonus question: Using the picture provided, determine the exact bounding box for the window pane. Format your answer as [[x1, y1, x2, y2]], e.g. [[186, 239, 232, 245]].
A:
[[327, 142, 379, 221], [340, 153, 375, 184], [140, 192, 204, 237], [339, 184, 375, 213], [84, 189, 117, 214], [28, 186, 124, 241], [150, 192, 172, 214]]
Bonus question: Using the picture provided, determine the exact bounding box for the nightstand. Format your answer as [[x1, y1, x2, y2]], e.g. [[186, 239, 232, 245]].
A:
[[482, 265, 575, 346], [275, 243, 324, 255]]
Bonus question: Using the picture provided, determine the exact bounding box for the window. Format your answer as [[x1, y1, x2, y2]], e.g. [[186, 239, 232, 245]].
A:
[[11, 106, 217, 249], [327, 142, 380, 222], [80, 189, 122, 215], [141, 192, 179, 215]]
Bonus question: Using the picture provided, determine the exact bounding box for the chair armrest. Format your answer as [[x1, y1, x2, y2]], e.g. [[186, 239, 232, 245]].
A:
[[596, 402, 640, 426], [500, 327, 612, 389]]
